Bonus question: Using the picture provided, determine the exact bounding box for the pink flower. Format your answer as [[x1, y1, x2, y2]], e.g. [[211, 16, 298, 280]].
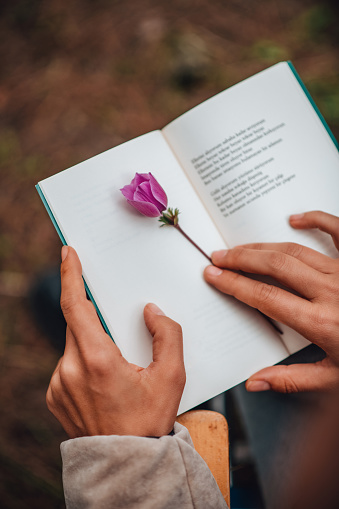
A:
[[120, 172, 168, 217], [120, 172, 212, 263]]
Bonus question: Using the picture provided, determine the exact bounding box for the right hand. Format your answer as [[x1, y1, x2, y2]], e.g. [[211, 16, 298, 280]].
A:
[[204, 210, 339, 393], [46, 246, 186, 438]]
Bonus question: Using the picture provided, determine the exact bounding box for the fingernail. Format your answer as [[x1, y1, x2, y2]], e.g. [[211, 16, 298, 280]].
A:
[[247, 380, 271, 392], [205, 265, 223, 277], [212, 249, 228, 262], [61, 246, 69, 262], [148, 303, 166, 316], [289, 213, 304, 221]]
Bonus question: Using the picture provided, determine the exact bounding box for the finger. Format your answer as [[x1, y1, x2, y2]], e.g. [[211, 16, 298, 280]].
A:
[[143, 303, 185, 382], [289, 211, 339, 251], [233, 242, 336, 274], [60, 246, 118, 353], [246, 358, 339, 393], [60, 246, 100, 332], [211, 248, 322, 299], [204, 265, 317, 335]]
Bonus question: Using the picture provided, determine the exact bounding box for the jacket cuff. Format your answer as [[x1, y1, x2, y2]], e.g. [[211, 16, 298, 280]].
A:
[[61, 423, 227, 509]]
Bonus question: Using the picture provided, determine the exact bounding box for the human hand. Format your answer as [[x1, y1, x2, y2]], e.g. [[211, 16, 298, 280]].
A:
[[46, 246, 185, 438], [204, 211, 339, 393]]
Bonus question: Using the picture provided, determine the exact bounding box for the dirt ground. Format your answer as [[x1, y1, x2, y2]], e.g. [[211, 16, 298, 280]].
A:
[[0, 0, 338, 507]]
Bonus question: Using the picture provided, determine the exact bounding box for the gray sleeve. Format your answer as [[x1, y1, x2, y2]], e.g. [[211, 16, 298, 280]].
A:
[[60, 422, 228, 509]]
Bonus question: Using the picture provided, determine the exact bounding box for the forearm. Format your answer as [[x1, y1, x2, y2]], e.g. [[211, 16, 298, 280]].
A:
[[61, 423, 227, 509]]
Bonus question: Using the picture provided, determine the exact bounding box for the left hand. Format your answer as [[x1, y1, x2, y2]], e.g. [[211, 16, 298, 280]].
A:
[[46, 246, 186, 438], [204, 211, 339, 394]]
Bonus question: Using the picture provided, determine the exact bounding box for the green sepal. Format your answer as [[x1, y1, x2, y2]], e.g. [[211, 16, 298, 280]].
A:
[[158, 207, 180, 227]]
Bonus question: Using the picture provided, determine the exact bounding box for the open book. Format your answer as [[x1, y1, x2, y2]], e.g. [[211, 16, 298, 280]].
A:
[[37, 62, 339, 414]]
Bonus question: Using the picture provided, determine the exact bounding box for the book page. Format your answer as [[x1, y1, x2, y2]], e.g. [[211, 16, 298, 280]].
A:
[[163, 62, 339, 354], [39, 130, 287, 414]]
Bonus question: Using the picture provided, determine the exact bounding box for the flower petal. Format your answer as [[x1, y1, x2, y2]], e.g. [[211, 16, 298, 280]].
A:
[[120, 184, 135, 200], [120, 173, 149, 200], [148, 173, 168, 209], [132, 172, 149, 186], [134, 181, 162, 208], [121, 172, 167, 217], [137, 173, 151, 181], [127, 199, 162, 217]]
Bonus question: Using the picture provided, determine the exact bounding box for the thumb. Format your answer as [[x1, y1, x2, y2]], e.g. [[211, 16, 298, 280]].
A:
[[246, 358, 339, 393], [60, 246, 115, 351], [143, 303, 185, 379]]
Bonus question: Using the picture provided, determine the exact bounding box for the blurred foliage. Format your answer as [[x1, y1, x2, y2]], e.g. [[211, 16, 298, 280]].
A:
[[0, 0, 63, 61], [0, 129, 21, 168], [164, 31, 210, 90], [21, 154, 46, 178], [299, 5, 334, 42], [1, 449, 64, 509], [0, 234, 13, 261], [307, 76, 339, 125], [291, 3, 339, 46], [0, 130, 45, 180], [250, 40, 290, 63], [0, 0, 42, 32]]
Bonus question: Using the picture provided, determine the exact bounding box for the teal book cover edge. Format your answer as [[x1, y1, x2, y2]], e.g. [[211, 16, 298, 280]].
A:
[[287, 61, 339, 150], [35, 184, 114, 341]]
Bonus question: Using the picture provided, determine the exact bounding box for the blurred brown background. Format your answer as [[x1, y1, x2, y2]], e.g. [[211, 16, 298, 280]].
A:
[[0, 0, 338, 507]]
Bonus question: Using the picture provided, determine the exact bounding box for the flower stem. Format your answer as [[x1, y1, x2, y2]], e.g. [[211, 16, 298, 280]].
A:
[[168, 215, 282, 334], [174, 224, 212, 263]]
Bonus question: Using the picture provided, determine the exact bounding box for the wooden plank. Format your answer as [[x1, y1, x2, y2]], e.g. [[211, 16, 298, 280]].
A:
[[177, 410, 230, 507]]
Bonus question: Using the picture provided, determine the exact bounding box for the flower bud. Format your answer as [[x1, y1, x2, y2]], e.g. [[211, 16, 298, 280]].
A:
[[120, 172, 168, 217]]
